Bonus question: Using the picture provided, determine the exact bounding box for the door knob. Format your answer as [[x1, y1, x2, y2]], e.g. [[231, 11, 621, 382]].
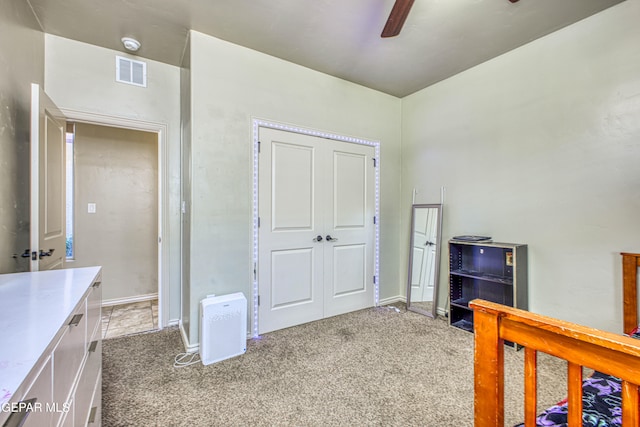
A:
[[39, 248, 55, 258], [425, 241, 435, 246], [313, 235, 323, 242], [326, 235, 338, 242]]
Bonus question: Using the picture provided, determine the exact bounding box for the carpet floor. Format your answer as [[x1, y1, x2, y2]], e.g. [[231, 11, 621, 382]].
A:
[[102, 306, 567, 426]]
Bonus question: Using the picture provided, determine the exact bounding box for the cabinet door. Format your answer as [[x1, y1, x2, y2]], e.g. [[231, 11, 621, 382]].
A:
[[87, 373, 102, 426], [21, 356, 54, 427], [86, 282, 102, 342], [53, 300, 87, 405], [75, 338, 102, 426], [57, 398, 74, 427]]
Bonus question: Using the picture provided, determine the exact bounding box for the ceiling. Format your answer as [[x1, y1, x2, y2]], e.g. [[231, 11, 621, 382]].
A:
[[27, 0, 624, 97]]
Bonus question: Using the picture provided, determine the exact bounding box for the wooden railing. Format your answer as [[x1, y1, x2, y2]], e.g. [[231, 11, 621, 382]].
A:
[[623, 252, 640, 335], [470, 299, 640, 427]]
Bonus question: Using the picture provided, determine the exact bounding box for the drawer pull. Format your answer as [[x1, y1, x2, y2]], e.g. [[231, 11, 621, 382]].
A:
[[88, 406, 97, 424], [92, 281, 101, 288], [68, 313, 84, 327], [88, 340, 98, 353], [3, 397, 37, 427]]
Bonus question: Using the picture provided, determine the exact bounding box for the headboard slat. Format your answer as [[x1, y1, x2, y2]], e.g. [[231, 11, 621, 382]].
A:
[[567, 362, 583, 427], [622, 252, 640, 335], [524, 347, 537, 427], [622, 380, 640, 427]]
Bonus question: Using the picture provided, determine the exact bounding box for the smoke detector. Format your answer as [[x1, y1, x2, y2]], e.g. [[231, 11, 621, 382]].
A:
[[121, 37, 141, 52]]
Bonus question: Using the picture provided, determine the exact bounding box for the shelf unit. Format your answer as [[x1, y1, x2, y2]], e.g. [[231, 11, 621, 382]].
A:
[[448, 240, 527, 343]]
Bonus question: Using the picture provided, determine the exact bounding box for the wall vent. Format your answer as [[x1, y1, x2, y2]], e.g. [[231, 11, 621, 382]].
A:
[[116, 55, 147, 87]]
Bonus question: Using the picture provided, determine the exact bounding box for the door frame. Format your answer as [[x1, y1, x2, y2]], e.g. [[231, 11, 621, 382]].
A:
[[59, 108, 169, 329], [252, 118, 380, 338]]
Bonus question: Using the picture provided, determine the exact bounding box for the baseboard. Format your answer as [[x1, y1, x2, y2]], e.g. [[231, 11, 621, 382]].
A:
[[102, 293, 158, 307], [179, 321, 200, 354], [378, 295, 406, 306]]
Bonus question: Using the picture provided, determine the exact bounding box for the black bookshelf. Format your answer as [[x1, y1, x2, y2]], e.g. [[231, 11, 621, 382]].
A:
[[449, 240, 528, 346]]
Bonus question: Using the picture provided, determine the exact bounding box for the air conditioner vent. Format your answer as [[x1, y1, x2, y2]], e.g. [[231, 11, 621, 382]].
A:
[[116, 56, 147, 87]]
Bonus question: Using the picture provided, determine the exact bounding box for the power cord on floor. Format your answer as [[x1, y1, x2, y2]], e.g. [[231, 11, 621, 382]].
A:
[[173, 351, 201, 368]]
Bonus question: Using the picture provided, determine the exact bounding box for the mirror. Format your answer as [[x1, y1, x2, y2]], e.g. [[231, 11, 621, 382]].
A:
[[406, 204, 443, 318]]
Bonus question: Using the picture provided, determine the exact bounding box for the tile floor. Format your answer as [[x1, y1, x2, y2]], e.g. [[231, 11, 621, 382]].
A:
[[101, 299, 158, 339]]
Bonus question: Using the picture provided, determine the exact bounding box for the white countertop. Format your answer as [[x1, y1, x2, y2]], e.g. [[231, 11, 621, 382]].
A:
[[0, 266, 101, 406]]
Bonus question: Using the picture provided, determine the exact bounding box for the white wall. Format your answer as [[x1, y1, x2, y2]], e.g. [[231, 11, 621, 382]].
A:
[[44, 35, 182, 323], [0, 0, 44, 274], [180, 36, 192, 337], [401, 0, 640, 332], [185, 31, 402, 344]]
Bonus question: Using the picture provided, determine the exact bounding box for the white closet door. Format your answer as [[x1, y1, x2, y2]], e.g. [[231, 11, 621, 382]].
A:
[[258, 127, 375, 334], [323, 141, 375, 317], [258, 128, 324, 334]]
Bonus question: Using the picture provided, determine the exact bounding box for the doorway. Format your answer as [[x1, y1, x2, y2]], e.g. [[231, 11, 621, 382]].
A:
[[65, 120, 164, 336], [60, 109, 168, 329], [254, 121, 380, 335], [71, 122, 158, 302]]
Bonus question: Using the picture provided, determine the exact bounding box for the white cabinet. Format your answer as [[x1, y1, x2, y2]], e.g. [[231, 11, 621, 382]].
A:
[[57, 279, 102, 427], [53, 299, 87, 410], [17, 356, 54, 427], [0, 267, 102, 427]]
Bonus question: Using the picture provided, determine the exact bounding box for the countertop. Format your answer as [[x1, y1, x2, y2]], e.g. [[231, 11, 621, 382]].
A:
[[0, 266, 101, 406]]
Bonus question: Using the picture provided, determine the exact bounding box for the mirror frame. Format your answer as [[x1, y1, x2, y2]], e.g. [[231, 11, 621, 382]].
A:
[[406, 203, 443, 318]]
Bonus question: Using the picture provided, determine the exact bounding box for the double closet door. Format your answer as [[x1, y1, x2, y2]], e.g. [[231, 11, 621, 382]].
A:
[[258, 127, 376, 334]]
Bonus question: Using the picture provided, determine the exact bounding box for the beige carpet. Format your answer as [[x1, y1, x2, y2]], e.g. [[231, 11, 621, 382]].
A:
[[102, 306, 567, 426]]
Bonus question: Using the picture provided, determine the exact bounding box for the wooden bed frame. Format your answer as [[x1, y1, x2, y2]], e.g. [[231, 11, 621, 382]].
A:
[[470, 252, 640, 427], [623, 252, 640, 335]]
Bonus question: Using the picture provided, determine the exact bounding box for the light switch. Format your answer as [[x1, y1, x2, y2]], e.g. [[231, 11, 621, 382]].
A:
[[88, 203, 96, 214]]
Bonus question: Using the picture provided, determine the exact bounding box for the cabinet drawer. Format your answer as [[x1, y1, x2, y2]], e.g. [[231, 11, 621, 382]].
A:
[[6, 356, 55, 427], [56, 398, 74, 427], [74, 339, 102, 426], [87, 373, 102, 427], [52, 299, 87, 405], [86, 282, 102, 341]]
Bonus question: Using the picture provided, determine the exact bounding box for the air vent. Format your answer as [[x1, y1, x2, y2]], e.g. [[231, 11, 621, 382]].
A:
[[116, 56, 147, 87]]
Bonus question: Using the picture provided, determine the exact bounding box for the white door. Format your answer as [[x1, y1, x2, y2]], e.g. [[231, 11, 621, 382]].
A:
[[411, 208, 438, 302], [323, 141, 375, 317], [30, 83, 66, 271], [410, 209, 428, 300], [258, 129, 324, 333], [258, 128, 375, 334]]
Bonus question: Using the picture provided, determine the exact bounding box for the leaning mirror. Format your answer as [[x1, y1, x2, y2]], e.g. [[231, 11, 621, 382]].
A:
[[406, 204, 443, 318]]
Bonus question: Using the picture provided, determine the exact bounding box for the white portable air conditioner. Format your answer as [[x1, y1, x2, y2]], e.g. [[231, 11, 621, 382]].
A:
[[199, 292, 247, 366]]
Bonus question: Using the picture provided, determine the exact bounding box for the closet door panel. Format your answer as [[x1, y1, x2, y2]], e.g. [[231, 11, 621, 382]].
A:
[[324, 142, 375, 317], [258, 128, 324, 334]]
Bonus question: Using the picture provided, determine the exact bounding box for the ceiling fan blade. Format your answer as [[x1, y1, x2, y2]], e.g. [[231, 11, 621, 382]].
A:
[[381, 0, 415, 38]]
